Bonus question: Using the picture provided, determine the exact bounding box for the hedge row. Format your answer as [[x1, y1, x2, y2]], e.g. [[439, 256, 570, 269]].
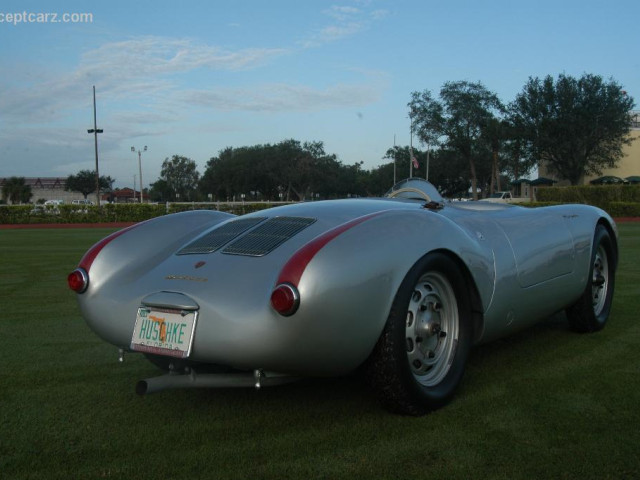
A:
[[3, 194, 639, 225], [518, 199, 640, 217], [0, 202, 290, 225], [537, 185, 640, 206], [534, 185, 640, 217], [166, 202, 290, 216]]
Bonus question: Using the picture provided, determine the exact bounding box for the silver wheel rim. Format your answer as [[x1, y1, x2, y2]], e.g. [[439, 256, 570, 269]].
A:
[[405, 272, 459, 387], [592, 245, 609, 316]]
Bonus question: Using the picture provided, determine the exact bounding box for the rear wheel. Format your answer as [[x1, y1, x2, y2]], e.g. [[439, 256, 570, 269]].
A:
[[566, 225, 616, 333], [365, 253, 473, 415]]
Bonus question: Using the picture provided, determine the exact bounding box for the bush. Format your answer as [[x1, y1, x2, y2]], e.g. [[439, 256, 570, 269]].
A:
[[517, 201, 561, 208], [0, 202, 292, 225], [536, 185, 640, 217], [607, 202, 640, 217], [167, 202, 289, 216], [537, 185, 640, 205], [0, 205, 32, 224]]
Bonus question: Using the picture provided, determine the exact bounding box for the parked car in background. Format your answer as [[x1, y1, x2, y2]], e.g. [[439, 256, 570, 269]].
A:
[[481, 191, 513, 203]]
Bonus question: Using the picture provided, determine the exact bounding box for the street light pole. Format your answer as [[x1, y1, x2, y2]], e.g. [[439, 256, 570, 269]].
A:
[[131, 145, 147, 203], [87, 86, 104, 206]]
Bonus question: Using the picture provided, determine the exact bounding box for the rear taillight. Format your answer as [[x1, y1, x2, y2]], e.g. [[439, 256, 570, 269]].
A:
[[270, 212, 387, 316], [270, 283, 300, 316], [68, 268, 89, 293], [68, 222, 143, 294]]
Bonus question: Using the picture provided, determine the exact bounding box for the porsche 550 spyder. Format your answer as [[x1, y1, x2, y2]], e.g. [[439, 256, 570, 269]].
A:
[[68, 179, 617, 415]]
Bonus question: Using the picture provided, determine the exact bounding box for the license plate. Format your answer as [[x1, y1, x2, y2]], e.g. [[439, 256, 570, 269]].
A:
[[130, 307, 197, 358]]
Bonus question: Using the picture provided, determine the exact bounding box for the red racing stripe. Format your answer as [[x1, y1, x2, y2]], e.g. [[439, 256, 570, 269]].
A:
[[276, 211, 387, 286]]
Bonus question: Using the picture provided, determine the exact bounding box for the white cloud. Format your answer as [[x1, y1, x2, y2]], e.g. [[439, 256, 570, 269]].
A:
[[326, 6, 361, 21], [370, 9, 389, 20], [179, 82, 382, 112], [301, 3, 386, 47], [83, 37, 288, 74], [0, 36, 289, 124], [0, 15, 391, 184]]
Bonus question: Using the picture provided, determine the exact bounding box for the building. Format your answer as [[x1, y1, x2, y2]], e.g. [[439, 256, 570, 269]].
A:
[[102, 188, 149, 203], [0, 177, 89, 204], [539, 111, 640, 185]]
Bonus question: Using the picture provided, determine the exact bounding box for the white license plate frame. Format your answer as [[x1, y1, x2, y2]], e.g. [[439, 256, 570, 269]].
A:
[[130, 307, 197, 359]]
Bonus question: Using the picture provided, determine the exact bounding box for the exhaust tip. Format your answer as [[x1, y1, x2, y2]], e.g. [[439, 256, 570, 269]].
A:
[[135, 380, 148, 396]]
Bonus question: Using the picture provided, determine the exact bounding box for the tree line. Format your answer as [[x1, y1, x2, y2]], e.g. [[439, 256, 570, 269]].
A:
[[409, 73, 634, 199], [146, 73, 633, 201], [4, 72, 631, 205]]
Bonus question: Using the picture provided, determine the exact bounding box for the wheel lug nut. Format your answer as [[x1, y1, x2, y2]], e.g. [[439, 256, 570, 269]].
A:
[[427, 350, 435, 359]]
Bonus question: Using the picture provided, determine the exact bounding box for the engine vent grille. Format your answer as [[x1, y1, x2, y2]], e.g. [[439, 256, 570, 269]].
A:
[[177, 217, 267, 255], [222, 217, 316, 257]]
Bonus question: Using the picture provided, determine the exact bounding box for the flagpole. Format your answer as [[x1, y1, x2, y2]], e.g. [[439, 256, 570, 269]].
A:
[[409, 117, 413, 178], [393, 134, 397, 185], [426, 143, 430, 181]]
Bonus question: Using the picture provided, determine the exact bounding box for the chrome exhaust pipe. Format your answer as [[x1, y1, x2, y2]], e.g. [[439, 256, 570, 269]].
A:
[[136, 369, 298, 395]]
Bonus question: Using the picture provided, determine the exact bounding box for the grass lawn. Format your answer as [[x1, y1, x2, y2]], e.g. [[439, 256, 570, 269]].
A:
[[1, 225, 639, 479]]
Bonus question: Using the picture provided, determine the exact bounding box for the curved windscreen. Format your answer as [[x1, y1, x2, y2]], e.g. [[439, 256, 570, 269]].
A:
[[385, 178, 444, 203]]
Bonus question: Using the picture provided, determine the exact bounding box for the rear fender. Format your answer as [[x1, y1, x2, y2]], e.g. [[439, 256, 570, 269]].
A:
[[280, 209, 493, 374], [79, 210, 234, 296]]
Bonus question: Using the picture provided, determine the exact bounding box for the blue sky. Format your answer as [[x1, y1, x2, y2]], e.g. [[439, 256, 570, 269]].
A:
[[1, 0, 638, 189]]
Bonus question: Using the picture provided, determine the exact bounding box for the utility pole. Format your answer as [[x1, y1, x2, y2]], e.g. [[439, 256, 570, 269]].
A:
[[87, 86, 104, 206], [131, 146, 147, 203]]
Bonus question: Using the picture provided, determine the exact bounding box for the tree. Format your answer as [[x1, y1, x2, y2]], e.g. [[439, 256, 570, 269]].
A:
[[1, 177, 32, 204], [65, 170, 114, 199], [500, 120, 537, 183], [199, 140, 357, 202], [148, 179, 172, 202], [482, 118, 507, 194], [160, 155, 200, 201], [509, 73, 635, 185], [380, 146, 470, 198], [409, 81, 504, 199]]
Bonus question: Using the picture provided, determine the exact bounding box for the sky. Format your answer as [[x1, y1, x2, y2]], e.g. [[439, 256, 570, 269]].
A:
[[0, 0, 638, 189]]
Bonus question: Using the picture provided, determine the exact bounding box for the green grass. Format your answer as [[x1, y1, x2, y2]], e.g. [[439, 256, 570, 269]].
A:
[[1, 225, 639, 479]]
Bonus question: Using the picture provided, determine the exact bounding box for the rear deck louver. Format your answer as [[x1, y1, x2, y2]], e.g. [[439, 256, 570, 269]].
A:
[[177, 217, 267, 255], [222, 217, 316, 257]]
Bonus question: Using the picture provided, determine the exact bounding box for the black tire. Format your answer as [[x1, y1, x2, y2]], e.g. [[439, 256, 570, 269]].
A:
[[365, 253, 473, 415], [566, 225, 616, 333]]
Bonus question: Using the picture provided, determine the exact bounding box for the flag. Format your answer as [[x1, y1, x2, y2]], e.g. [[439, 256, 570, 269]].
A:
[[410, 147, 419, 169]]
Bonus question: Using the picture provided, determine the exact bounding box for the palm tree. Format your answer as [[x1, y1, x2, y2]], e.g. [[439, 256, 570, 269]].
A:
[[1, 177, 32, 204]]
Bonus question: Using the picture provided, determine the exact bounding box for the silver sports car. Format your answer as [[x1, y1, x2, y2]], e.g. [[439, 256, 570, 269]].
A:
[[69, 179, 617, 415]]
